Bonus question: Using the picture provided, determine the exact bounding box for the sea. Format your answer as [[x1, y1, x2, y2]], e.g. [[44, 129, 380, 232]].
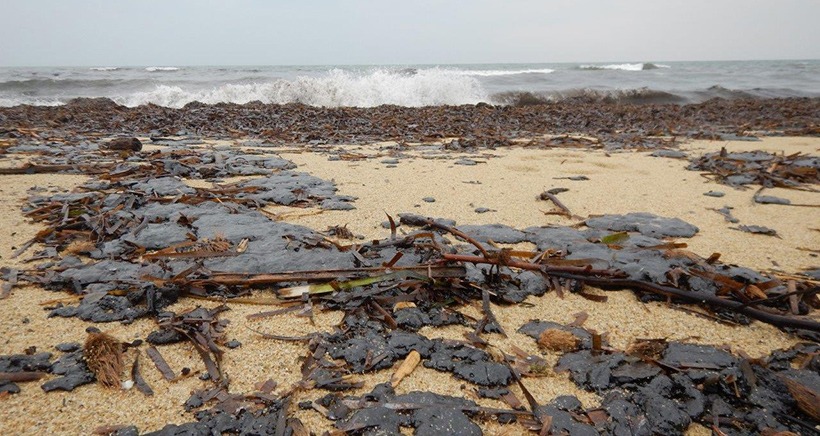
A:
[[1, 60, 818, 108]]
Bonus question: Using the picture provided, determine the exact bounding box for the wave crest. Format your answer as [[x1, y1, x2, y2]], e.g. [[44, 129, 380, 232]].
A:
[[145, 67, 179, 72], [117, 68, 488, 108], [492, 88, 688, 105], [453, 68, 555, 77], [579, 63, 670, 71]]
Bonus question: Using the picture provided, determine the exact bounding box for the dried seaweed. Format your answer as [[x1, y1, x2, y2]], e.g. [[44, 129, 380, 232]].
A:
[[83, 330, 124, 388], [516, 320, 820, 435], [1, 122, 819, 434], [688, 148, 819, 189]]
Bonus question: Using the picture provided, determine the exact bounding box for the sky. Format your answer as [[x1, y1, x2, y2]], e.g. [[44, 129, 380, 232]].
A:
[[1, 0, 819, 66]]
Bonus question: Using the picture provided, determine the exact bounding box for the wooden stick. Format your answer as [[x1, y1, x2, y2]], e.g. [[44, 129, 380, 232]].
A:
[[445, 254, 820, 333]]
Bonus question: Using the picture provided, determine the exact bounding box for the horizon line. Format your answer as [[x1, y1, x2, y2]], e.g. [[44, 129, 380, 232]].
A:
[[2, 58, 818, 69]]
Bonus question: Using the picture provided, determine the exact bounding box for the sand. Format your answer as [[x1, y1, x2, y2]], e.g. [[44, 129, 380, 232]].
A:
[[0, 136, 817, 435]]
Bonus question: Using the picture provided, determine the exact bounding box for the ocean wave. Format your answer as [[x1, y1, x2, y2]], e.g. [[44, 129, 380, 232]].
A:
[[0, 78, 137, 92], [115, 68, 488, 108], [145, 67, 179, 72], [90, 67, 119, 71], [579, 63, 670, 71], [452, 68, 555, 77], [690, 85, 757, 100], [492, 88, 688, 105], [0, 96, 65, 107]]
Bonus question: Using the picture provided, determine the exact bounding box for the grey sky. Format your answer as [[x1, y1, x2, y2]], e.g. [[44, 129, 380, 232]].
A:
[[2, 0, 818, 66]]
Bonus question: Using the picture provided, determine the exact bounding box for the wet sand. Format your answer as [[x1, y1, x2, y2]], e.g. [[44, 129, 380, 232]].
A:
[[0, 136, 818, 435]]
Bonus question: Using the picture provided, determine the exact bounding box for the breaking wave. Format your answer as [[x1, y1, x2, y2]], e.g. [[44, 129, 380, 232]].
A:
[[116, 68, 488, 108], [0, 78, 136, 92], [2, 63, 816, 108], [0, 96, 64, 107], [487, 85, 799, 106], [579, 63, 670, 71], [492, 88, 687, 105]]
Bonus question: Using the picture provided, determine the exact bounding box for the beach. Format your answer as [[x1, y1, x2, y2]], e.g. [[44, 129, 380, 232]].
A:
[[0, 98, 819, 435]]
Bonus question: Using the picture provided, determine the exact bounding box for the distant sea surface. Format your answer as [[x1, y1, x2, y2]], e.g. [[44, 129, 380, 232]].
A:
[[1, 60, 818, 108]]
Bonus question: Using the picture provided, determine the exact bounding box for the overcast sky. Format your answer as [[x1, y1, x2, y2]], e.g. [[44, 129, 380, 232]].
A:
[[2, 0, 818, 66]]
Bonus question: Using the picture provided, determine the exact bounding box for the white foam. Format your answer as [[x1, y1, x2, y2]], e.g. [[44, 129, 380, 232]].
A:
[[0, 96, 65, 107], [580, 63, 670, 71], [451, 68, 555, 77], [116, 68, 489, 108], [90, 67, 119, 71], [145, 67, 179, 72], [581, 63, 644, 71]]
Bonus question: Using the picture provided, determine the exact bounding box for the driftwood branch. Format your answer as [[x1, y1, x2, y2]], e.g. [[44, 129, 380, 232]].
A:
[[445, 253, 820, 333]]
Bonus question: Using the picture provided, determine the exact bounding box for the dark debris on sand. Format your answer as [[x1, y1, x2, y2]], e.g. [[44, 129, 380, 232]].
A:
[[0, 130, 818, 435], [1, 96, 819, 150]]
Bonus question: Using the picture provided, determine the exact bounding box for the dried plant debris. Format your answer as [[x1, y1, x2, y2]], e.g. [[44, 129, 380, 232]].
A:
[[0, 348, 95, 394], [709, 206, 740, 223], [650, 149, 688, 159], [519, 321, 820, 435], [2, 97, 819, 151], [585, 212, 699, 238], [688, 148, 819, 189], [41, 350, 96, 392], [3, 188, 817, 333], [83, 329, 124, 388], [2, 130, 820, 433], [734, 224, 780, 237], [0, 352, 52, 394], [315, 383, 483, 435], [148, 306, 230, 383], [145, 400, 291, 436]]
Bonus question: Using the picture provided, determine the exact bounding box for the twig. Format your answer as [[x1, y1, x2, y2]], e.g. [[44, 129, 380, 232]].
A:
[[401, 216, 490, 258], [186, 265, 465, 287], [441, 253, 624, 277], [540, 191, 573, 217], [445, 254, 820, 333], [145, 346, 175, 381]]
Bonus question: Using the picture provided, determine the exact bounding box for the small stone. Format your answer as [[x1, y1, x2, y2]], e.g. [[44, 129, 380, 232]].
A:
[[224, 339, 241, 349], [422, 197, 436, 203], [754, 195, 791, 205], [55, 342, 81, 353]]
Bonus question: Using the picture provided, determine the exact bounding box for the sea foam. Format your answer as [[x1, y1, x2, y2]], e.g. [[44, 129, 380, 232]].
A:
[[117, 68, 488, 108], [579, 63, 670, 71], [453, 68, 555, 76], [145, 67, 180, 72]]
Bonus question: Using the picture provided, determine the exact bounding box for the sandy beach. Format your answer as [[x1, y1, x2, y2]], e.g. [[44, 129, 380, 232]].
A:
[[0, 128, 817, 435]]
